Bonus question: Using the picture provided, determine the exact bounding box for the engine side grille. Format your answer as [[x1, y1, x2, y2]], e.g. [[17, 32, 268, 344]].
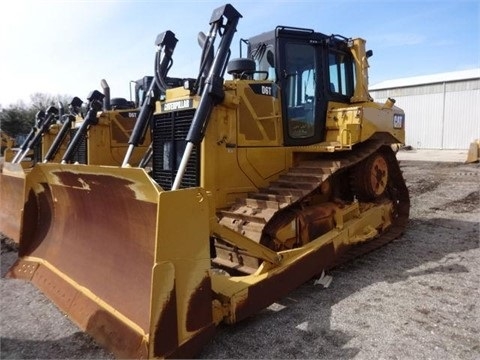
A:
[[151, 109, 200, 190], [33, 143, 42, 165], [68, 128, 87, 164]]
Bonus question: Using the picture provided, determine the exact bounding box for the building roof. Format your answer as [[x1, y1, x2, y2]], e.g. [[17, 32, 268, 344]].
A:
[[370, 68, 480, 90]]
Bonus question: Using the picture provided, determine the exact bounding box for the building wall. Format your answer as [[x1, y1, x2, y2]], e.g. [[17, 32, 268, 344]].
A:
[[370, 79, 480, 149]]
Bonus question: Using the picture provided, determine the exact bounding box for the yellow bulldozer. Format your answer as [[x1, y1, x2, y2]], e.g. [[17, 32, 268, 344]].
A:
[[7, 4, 410, 359], [0, 97, 146, 242], [0, 64, 171, 242]]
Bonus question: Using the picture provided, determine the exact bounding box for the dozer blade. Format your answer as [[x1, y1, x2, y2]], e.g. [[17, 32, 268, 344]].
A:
[[7, 164, 215, 358], [0, 162, 26, 242]]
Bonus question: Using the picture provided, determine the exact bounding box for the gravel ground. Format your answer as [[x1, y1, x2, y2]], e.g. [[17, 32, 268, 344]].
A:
[[1, 156, 479, 359]]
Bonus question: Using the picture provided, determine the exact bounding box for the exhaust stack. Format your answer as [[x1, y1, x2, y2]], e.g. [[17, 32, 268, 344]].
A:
[[101, 79, 111, 111]]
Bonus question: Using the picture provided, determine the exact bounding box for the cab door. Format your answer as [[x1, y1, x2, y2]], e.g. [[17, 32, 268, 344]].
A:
[[277, 35, 327, 146]]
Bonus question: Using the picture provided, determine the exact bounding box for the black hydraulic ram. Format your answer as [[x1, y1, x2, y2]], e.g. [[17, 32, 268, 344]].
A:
[[172, 4, 242, 190], [138, 144, 153, 168], [61, 90, 104, 164], [15, 106, 59, 164], [43, 97, 84, 163], [121, 30, 178, 167], [11, 110, 46, 163]]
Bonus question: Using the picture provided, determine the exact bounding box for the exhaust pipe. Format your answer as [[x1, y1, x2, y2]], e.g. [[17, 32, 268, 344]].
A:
[[58, 100, 65, 121], [101, 79, 111, 111]]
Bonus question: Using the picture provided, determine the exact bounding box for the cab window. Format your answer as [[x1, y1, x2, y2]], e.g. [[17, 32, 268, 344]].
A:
[[328, 51, 354, 97], [284, 42, 316, 139]]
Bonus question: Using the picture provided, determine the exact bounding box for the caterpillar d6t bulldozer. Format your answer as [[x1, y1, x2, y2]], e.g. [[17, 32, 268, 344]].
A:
[[7, 4, 410, 359]]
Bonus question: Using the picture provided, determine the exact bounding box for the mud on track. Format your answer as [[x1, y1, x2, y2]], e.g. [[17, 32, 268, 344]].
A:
[[1, 159, 479, 359]]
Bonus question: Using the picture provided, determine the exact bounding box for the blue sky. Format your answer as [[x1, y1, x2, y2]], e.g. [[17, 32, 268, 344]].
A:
[[0, 0, 478, 106]]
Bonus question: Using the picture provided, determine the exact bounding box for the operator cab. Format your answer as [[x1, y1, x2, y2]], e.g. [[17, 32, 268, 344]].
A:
[[247, 27, 359, 146], [132, 76, 185, 107]]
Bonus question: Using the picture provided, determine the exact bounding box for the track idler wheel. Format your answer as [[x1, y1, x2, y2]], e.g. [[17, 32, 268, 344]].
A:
[[352, 151, 389, 201]]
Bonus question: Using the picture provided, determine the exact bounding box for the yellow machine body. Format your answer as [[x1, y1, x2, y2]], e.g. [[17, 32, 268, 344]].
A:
[[8, 10, 409, 359], [198, 78, 404, 210], [72, 109, 150, 166]]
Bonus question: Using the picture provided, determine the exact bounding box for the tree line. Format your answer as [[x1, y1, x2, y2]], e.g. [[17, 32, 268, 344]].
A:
[[0, 93, 71, 139]]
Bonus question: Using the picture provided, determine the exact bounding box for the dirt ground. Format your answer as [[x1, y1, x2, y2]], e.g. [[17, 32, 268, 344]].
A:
[[1, 156, 479, 359]]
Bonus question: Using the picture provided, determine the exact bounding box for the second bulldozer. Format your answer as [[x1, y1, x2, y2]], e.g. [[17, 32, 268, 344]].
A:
[[8, 4, 409, 359], [0, 78, 155, 242]]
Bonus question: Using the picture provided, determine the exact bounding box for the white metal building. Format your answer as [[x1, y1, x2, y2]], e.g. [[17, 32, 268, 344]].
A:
[[369, 69, 480, 149]]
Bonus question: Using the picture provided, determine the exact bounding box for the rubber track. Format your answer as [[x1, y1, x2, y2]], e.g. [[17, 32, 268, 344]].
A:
[[218, 139, 410, 267]]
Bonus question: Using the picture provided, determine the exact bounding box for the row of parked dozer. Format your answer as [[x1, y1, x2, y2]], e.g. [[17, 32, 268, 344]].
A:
[[1, 3, 410, 359]]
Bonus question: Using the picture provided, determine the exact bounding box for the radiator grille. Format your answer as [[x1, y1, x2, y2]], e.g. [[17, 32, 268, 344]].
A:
[[151, 109, 200, 190], [68, 128, 87, 164], [33, 143, 42, 164]]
